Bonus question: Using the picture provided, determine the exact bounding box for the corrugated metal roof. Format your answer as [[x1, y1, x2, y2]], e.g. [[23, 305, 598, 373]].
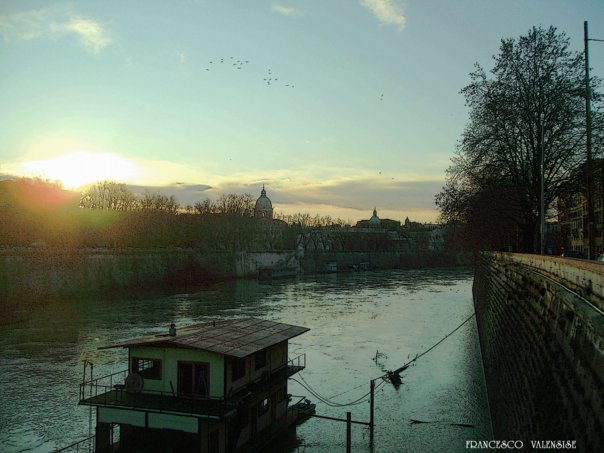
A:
[[100, 318, 309, 358]]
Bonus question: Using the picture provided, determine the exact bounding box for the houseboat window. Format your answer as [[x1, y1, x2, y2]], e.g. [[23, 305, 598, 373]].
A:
[[132, 358, 162, 380], [258, 398, 269, 416], [232, 358, 246, 381], [254, 350, 267, 370], [178, 362, 209, 397]]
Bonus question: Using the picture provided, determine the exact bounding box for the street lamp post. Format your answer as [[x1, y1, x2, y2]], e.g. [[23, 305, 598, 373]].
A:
[[584, 21, 604, 259], [540, 114, 545, 255]]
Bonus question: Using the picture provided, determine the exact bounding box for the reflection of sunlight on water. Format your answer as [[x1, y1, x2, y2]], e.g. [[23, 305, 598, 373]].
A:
[[0, 267, 490, 452]]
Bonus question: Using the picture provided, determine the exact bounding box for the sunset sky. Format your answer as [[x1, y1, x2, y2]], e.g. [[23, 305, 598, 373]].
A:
[[1, 0, 603, 222]]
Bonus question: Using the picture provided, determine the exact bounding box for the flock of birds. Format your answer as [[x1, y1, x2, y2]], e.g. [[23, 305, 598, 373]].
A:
[[203, 56, 296, 89], [205, 56, 249, 71], [202, 56, 384, 99]]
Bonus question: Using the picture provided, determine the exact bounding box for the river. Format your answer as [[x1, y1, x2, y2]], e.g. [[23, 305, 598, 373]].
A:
[[0, 267, 492, 453]]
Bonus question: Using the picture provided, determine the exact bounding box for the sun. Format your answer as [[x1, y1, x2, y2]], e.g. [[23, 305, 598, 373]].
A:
[[20, 151, 139, 189]]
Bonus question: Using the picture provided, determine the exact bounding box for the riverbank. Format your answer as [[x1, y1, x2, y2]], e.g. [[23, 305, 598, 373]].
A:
[[0, 247, 470, 322]]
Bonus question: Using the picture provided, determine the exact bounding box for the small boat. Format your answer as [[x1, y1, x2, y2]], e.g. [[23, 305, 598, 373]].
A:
[[292, 398, 316, 424], [293, 398, 316, 414]]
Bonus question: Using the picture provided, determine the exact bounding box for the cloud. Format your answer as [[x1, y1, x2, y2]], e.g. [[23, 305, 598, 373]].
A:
[[271, 3, 300, 16], [360, 0, 406, 31], [0, 8, 112, 53], [0, 9, 48, 41], [51, 17, 113, 53]]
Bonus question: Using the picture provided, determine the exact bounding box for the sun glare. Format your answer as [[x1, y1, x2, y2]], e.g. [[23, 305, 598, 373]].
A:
[[20, 151, 139, 189]]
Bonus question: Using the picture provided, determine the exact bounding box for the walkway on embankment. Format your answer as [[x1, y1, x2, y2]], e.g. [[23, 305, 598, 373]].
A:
[[496, 252, 604, 312]]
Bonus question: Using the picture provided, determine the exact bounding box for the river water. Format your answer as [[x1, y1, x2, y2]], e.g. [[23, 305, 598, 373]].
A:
[[0, 267, 492, 453]]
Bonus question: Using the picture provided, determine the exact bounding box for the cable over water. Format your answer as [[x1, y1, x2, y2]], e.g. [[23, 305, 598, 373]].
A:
[[293, 312, 477, 408]]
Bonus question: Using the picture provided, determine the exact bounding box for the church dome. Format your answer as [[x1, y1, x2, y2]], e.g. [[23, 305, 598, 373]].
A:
[[254, 186, 273, 219], [369, 207, 381, 225]]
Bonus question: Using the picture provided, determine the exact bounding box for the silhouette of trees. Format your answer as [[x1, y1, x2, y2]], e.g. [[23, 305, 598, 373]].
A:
[[274, 212, 349, 228], [2, 179, 402, 252], [139, 191, 180, 214], [194, 193, 255, 216], [215, 193, 255, 216], [194, 198, 216, 215], [80, 181, 181, 213], [436, 26, 603, 252], [80, 181, 137, 211]]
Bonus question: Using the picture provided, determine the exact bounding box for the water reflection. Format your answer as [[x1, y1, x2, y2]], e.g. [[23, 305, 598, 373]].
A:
[[0, 267, 491, 452]]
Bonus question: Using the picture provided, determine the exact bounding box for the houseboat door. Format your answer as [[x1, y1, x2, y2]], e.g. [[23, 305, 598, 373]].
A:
[[178, 361, 209, 397]]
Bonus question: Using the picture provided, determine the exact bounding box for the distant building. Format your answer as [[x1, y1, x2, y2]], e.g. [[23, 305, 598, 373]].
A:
[[557, 159, 604, 257], [356, 208, 400, 230], [404, 217, 424, 230], [369, 207, 380, 226], [254, 186, 273, 220]]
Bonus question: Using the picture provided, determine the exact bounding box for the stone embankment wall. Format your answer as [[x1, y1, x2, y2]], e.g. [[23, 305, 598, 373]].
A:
[[0, 248, 299, 301], [473, 253, 604, 451], [300, 250, 463, 274], [0, 248, 463, 301]]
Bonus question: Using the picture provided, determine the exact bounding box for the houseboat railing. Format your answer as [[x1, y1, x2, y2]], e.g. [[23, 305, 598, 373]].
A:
[[262, 352, 306, 379], [80, 368, 235, 415], [79, 353, 306, 414], [53, 434, 95, 452], [287, 353, 306, 371], [79, 369, 129, 401]]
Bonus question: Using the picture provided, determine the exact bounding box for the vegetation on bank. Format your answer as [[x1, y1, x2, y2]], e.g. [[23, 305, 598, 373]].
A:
[[0, 178, 279, 250], [0, 178, 374, 251]]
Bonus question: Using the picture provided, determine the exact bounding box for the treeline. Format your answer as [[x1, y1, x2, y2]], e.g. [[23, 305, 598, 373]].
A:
[[79, 181, 351, 227], [274, 212, 348, 228], [79, 181, 258, 216], [0, 178, 344, 250]]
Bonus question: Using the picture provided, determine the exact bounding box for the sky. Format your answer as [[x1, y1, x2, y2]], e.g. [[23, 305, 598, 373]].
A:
[[1, 0, 603, 223]]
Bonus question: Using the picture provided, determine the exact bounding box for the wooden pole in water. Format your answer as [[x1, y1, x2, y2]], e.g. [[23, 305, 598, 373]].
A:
[[346, 411, 352, 453], [369, 379, 375, 440], [89, 362, 93, 437]]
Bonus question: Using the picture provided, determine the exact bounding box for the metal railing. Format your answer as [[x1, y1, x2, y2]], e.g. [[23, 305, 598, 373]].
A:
[[287, 353, 306, 371], [53, 435, 95, 452], [79, 368, 237, 418], [80, 369, 128, 402], [79, 354, 306, 412]]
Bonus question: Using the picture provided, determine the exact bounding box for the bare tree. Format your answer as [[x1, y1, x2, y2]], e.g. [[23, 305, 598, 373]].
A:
[[139, 191, 180, 214], [194, 198, 216, 215], [215, 193, 255, 216], [436, 26, 602, 251], [80, 181, 137, 211]]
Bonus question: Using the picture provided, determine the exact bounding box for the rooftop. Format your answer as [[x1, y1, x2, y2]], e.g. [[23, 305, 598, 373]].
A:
[[100, 317, 309, 358]]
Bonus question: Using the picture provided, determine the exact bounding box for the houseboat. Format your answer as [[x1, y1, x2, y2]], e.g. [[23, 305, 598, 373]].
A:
[[78, 317, 311, 452]]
